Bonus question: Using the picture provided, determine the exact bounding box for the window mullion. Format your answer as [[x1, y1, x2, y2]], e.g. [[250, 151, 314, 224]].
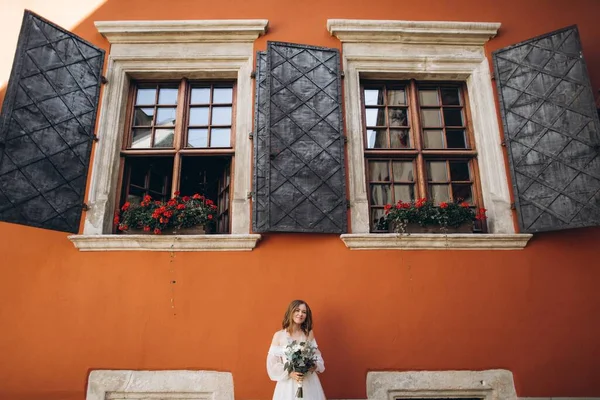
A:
[[409, 80, 427, 199], [170, 79, 188, 196]]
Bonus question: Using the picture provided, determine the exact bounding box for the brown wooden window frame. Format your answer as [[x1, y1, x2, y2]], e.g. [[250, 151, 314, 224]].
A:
[[361, 79, 486, 232], [115, 79, 237, 234]]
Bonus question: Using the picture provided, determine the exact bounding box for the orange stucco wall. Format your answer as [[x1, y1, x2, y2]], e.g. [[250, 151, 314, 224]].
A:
[[1, 1, 600, 399]]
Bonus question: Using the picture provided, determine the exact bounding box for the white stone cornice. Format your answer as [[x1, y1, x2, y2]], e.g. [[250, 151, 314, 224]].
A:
[[340, 233, 532, 250], [327, 19, 500, 45], [95, 19, 269, 43], [69, 234, 261, 252]]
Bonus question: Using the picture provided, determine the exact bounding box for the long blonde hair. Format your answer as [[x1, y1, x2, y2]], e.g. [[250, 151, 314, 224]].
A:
[[282, 299, 313, 336]]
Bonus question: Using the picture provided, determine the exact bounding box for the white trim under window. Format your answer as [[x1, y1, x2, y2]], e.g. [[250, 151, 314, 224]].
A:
[[68, 20, 267, 251], [328, 19, 532, 250]]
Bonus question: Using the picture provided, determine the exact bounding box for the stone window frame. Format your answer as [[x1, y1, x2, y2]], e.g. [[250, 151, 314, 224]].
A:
[[68, 19, 268, 251], [328, 19, 532, 250]]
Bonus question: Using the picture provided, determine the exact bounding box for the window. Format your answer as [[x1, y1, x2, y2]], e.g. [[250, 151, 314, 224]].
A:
[[362, 81, 484, 232], [118, 81, 235, 233]]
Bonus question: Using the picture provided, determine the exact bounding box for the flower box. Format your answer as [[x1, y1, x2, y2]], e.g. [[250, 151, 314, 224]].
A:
[[124, 226, 206, 235], [389, 221, 473, 234]]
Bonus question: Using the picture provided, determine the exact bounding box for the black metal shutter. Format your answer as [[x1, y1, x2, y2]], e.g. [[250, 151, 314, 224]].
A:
[[0, 10, 105, 233], [253, 42, 347, 233], [493, 26, 600, 233]]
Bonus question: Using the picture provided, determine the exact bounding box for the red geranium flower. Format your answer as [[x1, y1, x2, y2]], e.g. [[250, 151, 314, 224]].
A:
[[143, 195, 152, 202], [121, 202, 130, 211], [174, 191, 181, 196], [143, 226, 151, 232], [167, 199, 177, 207], [192, 193, 201, 199], [208, 214, 213, 220], [113, 215, 120, 225], [182, 196, 190, 202], [177, 204, 185, 210], [460, 201, 470, 208], [415, 198, 427, 208], [475, 208, 488, 221], [440, 202, 448, 209], [154, 228, 161, 235]]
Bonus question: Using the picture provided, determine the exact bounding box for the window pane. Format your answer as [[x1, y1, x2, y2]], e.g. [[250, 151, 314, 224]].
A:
[[212, 106, 232, 125], [421, 109, 442, 127], [427, 161, 448, 182], [210, 128, 231, 147], [129, 166, 146, 187], [133, 108, 154, 126], [371, 184, 392, 205], [158, 88, 178, 105], [127, 186, 144, 204], [131, 128, 152, 148], [443, 109, 463, 126], [394, 184, 415, 202], [452, 184, 473, 203], [364, 89, 383, 105], [135, 88, 156, 105], [188, 129, 208, 148], [387, 89, 406, 106], [191, 87, 210, 104], [366, 107, 385, 126], [213, 88, 233, 104], [154, 129, 174, 148], [388, 108, 408, 126], [419, 90, 439, 106], [155, 107, 176, 126], [366, 129, 388, 148], [371, 208, 386, 231], [441, 87, 461, 105], [369, 161, 390, 181], [447, 129, 467, 148], [450, 161, 470, 181], [429, 184, 450, 204], [189, 107, 209, 126], [392, 161, 414, 181], [149, 171, 166, 194], [390, 129, 410, 148], [423, 129, 444, 148]]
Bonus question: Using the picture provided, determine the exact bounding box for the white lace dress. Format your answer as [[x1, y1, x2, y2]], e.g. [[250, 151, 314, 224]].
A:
[[267, 330, 326, 400]]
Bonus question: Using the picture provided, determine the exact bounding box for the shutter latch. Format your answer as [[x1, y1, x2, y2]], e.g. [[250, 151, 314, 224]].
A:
[[247, 191, 254, 199], [101, 76, 108, 84], [510, 202, 516, 210], [250, 71, 256, 79], [82, 203, 90, 211], [249, 132, 254, 140]]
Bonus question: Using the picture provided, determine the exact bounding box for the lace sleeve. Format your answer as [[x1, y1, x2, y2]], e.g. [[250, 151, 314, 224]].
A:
[[311, 338, 325, 373], [267, 331, 289, 382]]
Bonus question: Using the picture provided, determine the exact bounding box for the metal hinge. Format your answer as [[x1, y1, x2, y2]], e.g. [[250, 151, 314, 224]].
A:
[[340, 71, 345, 78], [346, 199, 351, 209], [250, 71, 256, 79], [343, 136, 348, 144], [501, 139, 507, 147], [247, 191, 254, 200], [82, 203, 90, 211], [490, 75, 496, 81], [92, 134, 99, 142], [249, 132, 254, 140], [101, 76, 108, 84], [510, 202, 516, 210]]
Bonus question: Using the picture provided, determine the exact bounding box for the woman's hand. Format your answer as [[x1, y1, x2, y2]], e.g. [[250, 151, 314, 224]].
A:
[[290, 371, 304, 382]]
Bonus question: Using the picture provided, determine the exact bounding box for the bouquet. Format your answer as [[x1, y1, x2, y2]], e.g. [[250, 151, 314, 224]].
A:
[[283, 340, 318, 398]]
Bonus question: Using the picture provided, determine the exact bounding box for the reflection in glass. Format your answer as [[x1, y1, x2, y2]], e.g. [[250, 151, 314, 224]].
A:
[[421, 109, 442, 127], [364, 89, 383, 105], [127, 186, 144, 204], [419, 90, 439, 106], [154, 129, 174, 148], [441, 88, 461, 105], [387, 89, 406, 106], [213, 88, 233, 103], [156, 107, 176, 126], [191, 88, 210, 104], [427, 161, 447, 182], [371, 184, 392, 205], [453, 184, 473, 203], [210, 128, 231, 147], [211, 106, 232, 125], [388, 108, 408, 126], [371, 208, 386, 231], [392, 161, 414, 181], [158, 88, 178, 105], [366, 108, 385, 126], [136, 88, 156, 105], [369, 161, 390, 181], [443, 109, 463, 126], [447, 129, 467, 148], [189, 107, 209, 126], [133, 108, 154, 126], [188, 129, 208, 147], [366, 129, 388, 148], [450, 161, 470, 181], [390, 129, 410, 148], [394, 185, 415, 202], [131, 128, 152, 148], [423, 129, 444, 148], [429, 184, 450, 204]]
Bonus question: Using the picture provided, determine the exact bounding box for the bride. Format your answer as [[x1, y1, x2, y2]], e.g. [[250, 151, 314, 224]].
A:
[[267, 300, 326, 400]]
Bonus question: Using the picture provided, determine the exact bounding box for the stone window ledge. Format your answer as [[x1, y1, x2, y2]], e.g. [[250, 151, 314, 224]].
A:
[[68, 234, 261, 252], [340, 233, 532, 250]]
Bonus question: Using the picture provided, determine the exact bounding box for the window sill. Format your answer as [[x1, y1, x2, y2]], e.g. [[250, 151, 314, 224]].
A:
[[68, 234, 261, 252], [340, 233, 532, 250]]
